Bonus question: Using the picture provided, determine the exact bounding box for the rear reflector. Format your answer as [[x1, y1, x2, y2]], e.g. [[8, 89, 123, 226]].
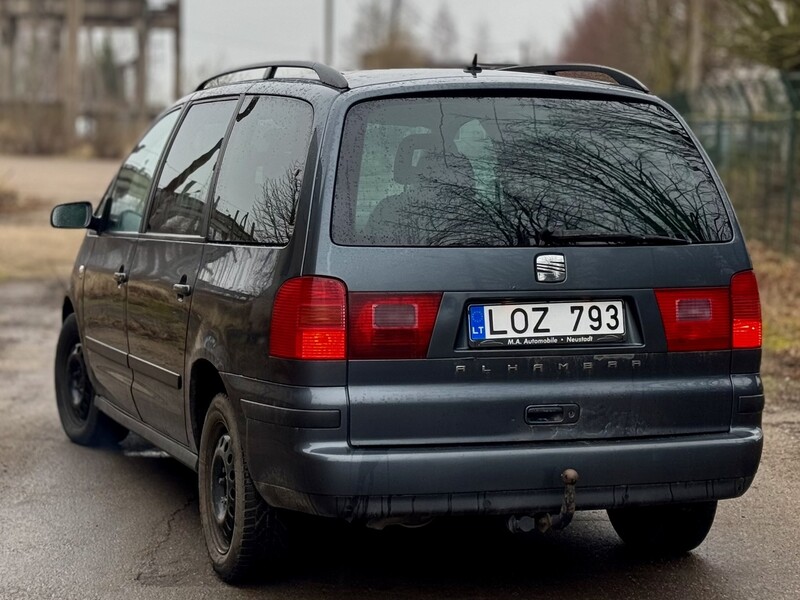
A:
[[731, 270, 762, 349], [349, 293, 442, 359], [655, 270, 761, 352], [270, 277, 347, 360], [655, 287, 730, 351]]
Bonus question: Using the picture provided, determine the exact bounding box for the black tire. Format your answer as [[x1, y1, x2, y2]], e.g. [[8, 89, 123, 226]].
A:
[[198, 393, 287, 583], [54, 314, 128, 446], [607, 501, 717, 555]]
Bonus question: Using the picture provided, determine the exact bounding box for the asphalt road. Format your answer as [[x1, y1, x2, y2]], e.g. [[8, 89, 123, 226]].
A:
[[1, 279, 799, 600]]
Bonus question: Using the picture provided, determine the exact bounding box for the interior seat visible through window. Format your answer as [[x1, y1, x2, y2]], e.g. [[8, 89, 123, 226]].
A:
[[363, 134, 475, 246]]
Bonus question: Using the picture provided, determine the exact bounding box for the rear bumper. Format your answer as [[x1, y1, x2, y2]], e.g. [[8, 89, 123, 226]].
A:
[[243, 404, 762, 519], [262, 477, 755, 521]]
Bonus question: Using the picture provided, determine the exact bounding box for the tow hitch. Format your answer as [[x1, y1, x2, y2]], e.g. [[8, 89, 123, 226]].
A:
[[507, 469, 579, 534]]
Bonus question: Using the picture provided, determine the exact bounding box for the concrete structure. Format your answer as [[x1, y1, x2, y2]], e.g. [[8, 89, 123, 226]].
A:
[[0, 0, 181, 151]]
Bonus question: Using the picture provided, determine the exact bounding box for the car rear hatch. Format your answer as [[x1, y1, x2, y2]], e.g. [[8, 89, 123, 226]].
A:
[[310, 93, 760, 448]]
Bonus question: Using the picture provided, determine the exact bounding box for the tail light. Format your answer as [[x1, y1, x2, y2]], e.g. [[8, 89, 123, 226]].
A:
[[269, 279, 442, 361], [731, 270, 762, 349], [655, 287, 730, 351], [269, 276, 346, 360], [349, 293, 442, 359], [655, 270, 761, 352]]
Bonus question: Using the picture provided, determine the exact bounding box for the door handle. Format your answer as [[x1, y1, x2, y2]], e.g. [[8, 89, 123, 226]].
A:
[[173, 283, 192, 299], [113, 270, 128, 285]]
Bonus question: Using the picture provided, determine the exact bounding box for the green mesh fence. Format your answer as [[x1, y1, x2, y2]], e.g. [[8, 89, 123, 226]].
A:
[[669, 71, 800, 256]]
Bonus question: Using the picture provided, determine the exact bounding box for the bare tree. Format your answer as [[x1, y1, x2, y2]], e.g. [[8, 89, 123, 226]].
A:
[[471, 21, 493, 61], [251, 165, 303, 245], [557, 0, 735, 94], [430, 2, 459, 63], [348, 0, 428, 68]]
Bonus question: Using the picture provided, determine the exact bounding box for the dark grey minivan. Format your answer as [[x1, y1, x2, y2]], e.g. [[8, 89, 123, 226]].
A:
[[51, 61, 764, 582]]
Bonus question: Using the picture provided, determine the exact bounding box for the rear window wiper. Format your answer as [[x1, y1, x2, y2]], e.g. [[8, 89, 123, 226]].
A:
[[537, 230, 691, 246]]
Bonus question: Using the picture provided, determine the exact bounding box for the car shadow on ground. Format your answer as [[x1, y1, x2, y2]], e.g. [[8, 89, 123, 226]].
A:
[[94, 434, 725, 599]]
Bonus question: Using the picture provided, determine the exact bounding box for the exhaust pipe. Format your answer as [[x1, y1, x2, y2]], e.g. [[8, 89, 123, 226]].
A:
[[508, 468, 579, 534]]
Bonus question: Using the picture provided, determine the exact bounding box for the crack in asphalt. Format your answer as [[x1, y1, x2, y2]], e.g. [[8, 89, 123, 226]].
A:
[[134, 495, 197, 586]]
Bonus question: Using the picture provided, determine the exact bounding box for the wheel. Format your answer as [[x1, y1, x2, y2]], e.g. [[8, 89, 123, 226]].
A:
[[607, 501, 717, 555], [198, 393, 287, 583], [54, 314, 128, 446]]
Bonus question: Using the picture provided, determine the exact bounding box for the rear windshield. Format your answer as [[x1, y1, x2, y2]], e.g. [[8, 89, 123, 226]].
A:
[[331, 96, 733, 247]]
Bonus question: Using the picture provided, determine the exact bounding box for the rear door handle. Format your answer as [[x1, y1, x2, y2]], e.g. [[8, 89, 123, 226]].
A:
[[173, 283, 192, 299]]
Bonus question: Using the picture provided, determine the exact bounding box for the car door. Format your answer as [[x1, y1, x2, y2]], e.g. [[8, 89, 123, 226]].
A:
[[81, 109, 181, 417], [126, 99, 238, 444]]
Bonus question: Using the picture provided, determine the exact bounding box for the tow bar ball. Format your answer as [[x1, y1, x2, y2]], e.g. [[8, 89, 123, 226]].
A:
[[508, 469, 580, 534]]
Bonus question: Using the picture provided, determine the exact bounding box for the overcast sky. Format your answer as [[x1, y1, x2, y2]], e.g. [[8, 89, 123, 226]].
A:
[[166, 0, 591, 94]]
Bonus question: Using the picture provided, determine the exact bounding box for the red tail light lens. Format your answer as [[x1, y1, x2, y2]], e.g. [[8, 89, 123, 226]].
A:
[[349, 293, 442, 359], [655, 270, 761, 352], [655, 287, 730, 351], [270, 277, 347, 360], [731, 270, 762, 349]]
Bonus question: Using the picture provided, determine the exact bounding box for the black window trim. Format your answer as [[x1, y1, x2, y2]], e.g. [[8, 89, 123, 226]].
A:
[[139, 94, 245, 242]]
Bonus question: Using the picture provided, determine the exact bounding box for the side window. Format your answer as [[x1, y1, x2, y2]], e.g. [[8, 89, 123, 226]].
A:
[[146, 100, 237, 236], [209, 96, 313, 245], [104, 109, 180, 233]]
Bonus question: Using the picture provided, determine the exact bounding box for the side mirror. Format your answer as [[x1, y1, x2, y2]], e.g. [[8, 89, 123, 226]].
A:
[[50, 202, 98, 230]]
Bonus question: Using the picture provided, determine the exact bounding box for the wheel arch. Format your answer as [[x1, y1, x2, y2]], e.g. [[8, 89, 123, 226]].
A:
[[62, 296, 75, 322], [189, 359, 228, 451]]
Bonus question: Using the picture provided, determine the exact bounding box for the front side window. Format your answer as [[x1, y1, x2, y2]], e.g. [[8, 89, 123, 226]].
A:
[[147, 100, 237, 236], [208, 95, 314, 245], [104, 109, 180, 233], [332, 97, 733, 247]]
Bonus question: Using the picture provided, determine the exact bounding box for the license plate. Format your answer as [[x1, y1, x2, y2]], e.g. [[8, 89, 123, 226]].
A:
[[468, 301, 625, 347]]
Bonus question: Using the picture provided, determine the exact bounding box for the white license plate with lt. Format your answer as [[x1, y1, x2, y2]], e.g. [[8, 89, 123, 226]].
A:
[[468, 301, 625, 346]]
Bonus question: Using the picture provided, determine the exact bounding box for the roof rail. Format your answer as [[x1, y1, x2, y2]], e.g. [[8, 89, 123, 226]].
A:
[[195, 61, 349, 92], [499, 64, 649, 94]]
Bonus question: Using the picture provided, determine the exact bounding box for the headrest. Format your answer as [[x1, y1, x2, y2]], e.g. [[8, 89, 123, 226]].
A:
[[393, 134, 442, 185], [394, 133, 472, 185]]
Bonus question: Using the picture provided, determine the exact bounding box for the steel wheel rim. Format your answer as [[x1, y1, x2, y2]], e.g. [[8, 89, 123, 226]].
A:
[[65, 343, 91, 423], [208, 429, 236, 552]]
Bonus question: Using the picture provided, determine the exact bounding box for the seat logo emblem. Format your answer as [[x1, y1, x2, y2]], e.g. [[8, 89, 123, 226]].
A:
[[535, 254, 566, 283]]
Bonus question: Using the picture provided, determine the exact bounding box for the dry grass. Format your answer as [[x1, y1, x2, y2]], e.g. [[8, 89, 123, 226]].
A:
[[0, 190, 51, 218], [749, 241, 800, 406], [750, 241, 800, 354], [0, 224, 84, 283], [0, 154, 116, 283], [0, 176, 20, 213], [0, 175, 82, 282]]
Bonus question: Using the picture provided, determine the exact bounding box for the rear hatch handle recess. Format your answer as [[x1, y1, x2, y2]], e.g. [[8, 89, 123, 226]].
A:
[[526, 404, 580, 425]]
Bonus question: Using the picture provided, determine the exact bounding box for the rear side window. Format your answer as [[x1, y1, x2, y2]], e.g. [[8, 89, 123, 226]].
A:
[[147, 100, 237, 236], [209, 96, 314, 245], [332, 97, 733, 247]]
